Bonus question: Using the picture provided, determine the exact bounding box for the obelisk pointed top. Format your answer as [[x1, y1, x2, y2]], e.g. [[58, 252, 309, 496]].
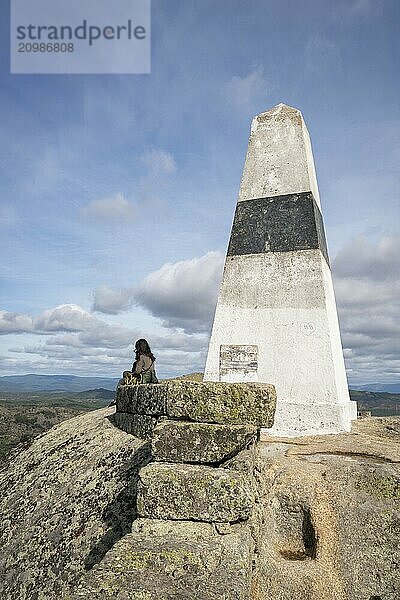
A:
[[239, 103, 321, 207], [251, 103, 304, 134]]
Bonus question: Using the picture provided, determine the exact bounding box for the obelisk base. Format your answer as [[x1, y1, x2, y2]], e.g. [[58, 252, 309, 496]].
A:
[[263, 399, 358, 437]]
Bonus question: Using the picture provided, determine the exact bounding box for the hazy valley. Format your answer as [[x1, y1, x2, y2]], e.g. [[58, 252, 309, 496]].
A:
[[0, 388, 113, 462]]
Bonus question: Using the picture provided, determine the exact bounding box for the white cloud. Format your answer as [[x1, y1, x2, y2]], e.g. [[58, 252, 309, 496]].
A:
[[135, 251, 224, 333], [332, 234, 400, 384], [82, 193, 134, 222], [3, 327, 207, 380], [92, 285, 134, 314], [34, 304, 96, 333], [92, 251, 224, 334], [224, 66, 269, 112], [0, 297, 209, 377], [4, 235, 398, 383], [333, 234, 399, 281], [78, 322, 136, 349], [35, 305, 138, 348], [153, 330, 207, 353], [4, 345, 130, 376], [0, 303, 136, 346], [0, 311, 34, 334]]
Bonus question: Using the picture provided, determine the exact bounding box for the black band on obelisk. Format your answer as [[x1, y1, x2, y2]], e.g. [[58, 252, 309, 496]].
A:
[[227, 191, 329, 265]]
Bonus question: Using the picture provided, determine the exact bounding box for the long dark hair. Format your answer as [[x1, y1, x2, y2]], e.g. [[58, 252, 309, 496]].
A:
[[134, 338, 155, 362]]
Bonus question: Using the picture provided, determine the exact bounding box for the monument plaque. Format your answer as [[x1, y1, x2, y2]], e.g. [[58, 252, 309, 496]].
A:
[[220, 345, 258, 381]]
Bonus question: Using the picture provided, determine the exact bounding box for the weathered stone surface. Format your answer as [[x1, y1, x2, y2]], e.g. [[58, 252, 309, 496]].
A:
[[165, 381, 275, 426], [135, 383, 169, 415], [137, 462, 255, 522], [69, 519, 254, 600], [1, 405, 398, 600], [223, 445, 264, 549], [171, 381, 276, 425], [116, 383, 167, 415], [335, 457, 400, 599], [152, 420, 257, 464], [109, 412, 158, 440], [115, 384, 138, 413], [115, 381, 276, 427], [263, 414, 400, 463], [255, 416, 400, 600], [0, 408, 151, 600], [223, 444, 259, 475]]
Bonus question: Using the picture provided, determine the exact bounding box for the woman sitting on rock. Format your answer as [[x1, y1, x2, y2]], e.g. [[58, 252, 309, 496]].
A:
[[124, 338, 158, 384]]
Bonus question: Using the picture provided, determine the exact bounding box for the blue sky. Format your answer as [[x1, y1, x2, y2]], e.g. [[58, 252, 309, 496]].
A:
[[0, 0, 399, 385]]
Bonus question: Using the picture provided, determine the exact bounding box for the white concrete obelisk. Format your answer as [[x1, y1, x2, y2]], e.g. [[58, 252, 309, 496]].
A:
[[204, 103, 357, 436]]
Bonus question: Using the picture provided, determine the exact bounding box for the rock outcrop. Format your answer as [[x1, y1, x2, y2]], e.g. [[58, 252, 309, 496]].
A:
[[0, 407, 150, 600], [71, 381, 274, 599], [70, 519, 254, 600], [0, 381, 398, 600], [255, 417, 400, 600]]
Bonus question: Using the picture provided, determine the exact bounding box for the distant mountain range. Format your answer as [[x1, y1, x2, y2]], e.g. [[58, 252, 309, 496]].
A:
[[349, 390, 400, 416], [349, 383, 400, 393], [0, 374, 119, 393], [0, 373, 398, 394]]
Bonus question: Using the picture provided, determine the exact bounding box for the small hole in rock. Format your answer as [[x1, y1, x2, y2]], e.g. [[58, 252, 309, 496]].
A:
[[278, 506, 318, 561], [302, 508, 317, 559]]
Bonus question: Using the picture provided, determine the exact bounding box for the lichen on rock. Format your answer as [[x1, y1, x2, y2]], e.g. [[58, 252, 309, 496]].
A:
[[151, 420, 257, 464], [137, 462, 255, 522], [0, 391, 398, 600], [69, 519, 254, 600], [0, 407, 150, 600], [115, 380, 276, 427], [110, 412, 159, 440]]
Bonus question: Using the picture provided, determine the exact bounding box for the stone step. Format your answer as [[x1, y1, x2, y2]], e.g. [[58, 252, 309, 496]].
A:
[[137, 462, 255, 522], [152, 420, 257, 464], [70, 519, 254, 600], [116, 380, 276, 427], [109, 412, 158, 439]]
